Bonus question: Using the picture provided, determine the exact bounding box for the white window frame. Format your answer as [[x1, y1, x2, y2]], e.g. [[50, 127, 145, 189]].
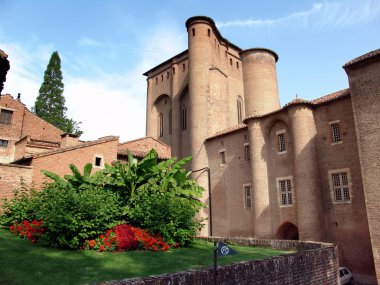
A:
[[328, 168, 352, 204], [276, 129, 287, 154], [243, 183, 252, 209], [276, 176, 294, 207], [93, 154, 104, 169], [329, 120, 342, 145], [244, 142, 250, 161]]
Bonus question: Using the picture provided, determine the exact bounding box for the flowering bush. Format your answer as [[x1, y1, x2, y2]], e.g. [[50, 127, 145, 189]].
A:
[[10, 220, 45, 243], [84, 224, 171, 252]]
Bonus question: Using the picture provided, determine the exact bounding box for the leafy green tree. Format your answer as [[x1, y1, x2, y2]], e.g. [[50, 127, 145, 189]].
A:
[[33, 51, 83, 136]]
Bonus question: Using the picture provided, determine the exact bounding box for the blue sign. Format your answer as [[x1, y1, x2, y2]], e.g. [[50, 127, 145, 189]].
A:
[[217, 241, 237, 256]]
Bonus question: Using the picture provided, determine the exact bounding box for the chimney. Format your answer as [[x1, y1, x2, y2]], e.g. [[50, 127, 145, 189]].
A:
[[60, 133, 80, 148], [17, 93, 21, 101]]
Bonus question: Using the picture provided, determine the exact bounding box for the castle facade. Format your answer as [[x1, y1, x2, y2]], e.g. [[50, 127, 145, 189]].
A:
[[144, 16, 380, 283]]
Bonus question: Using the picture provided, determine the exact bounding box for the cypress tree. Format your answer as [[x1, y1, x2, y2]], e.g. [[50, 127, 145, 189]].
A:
[[33, 51, 83, 136]]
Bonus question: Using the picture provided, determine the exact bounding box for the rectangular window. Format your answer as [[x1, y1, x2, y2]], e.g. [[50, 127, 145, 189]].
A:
[[244, 185, 252, 208], [159, 113, 164, 137], [279, 179, 292, 206], [330, 122, 341, 143], [94, 155, 104, 168], [0, 139, 8, 148], [0, 109, 13, 125], [332, 172, 350, 202], [278, 133, 286, 152], [219, 151, 226, 165], [244, 144, 250, 160]]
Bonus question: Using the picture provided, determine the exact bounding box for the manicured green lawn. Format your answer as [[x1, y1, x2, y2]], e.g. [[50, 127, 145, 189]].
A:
[[0, 228, 290, 285]]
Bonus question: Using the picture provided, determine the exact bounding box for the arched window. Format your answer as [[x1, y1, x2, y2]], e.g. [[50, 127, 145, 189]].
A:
[[159, 113, 164, 137], [169, 109, 172, 135], [181, 105, 187, 131], [237, 96, 243, 124]]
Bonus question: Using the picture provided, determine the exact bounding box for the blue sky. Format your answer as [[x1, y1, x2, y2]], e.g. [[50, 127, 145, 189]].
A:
[[1, 0, 379, 141]]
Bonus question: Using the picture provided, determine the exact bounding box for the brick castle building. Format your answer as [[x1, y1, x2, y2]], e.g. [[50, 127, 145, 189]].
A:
[[144, 16, 380, 283]]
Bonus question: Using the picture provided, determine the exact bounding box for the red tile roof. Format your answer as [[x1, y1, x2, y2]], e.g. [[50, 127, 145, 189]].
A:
[[343, 48, 380, 69], [118, 136, 171, 159], [209, 89, 350, 140], [312, 88, 350, 105], [206, 123, 247, 141], [12, 136, 119, 163]]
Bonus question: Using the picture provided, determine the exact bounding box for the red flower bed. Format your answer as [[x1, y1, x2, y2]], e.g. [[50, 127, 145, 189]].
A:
[[84, 224, 171, 252], [10, 220, 45, 243]]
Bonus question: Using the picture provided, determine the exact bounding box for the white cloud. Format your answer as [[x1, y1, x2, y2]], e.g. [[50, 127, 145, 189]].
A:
[[216, 1, 380, 30], [1, 23, 186, 143]]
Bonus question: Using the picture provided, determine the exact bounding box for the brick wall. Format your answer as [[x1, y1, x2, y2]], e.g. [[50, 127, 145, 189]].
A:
[[94, 237, 339, 285], [28, 137, 119, 189], [0, 163, 32, 201], [205, 128, 253, 237]]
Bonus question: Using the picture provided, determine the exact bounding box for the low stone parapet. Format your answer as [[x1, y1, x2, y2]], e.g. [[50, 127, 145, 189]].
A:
[[94, 237, 339, 285]]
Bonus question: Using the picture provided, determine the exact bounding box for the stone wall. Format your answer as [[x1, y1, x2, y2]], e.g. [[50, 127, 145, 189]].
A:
[[94, 237, 339, 285]]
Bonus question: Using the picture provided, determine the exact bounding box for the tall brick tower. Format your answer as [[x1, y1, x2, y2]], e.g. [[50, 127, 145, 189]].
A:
[[241, 49, 281, 238], [343, 49, 380, 283]]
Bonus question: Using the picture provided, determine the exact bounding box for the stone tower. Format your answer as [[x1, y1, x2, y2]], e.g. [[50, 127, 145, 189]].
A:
[[240, 48, 281, 238]]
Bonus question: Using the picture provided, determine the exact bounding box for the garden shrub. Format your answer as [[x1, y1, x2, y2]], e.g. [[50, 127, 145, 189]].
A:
[[128, 189, 203, 246], [0, 181, 44, 227], [1, 149, 205, 250], [37, 183, 123, 249]]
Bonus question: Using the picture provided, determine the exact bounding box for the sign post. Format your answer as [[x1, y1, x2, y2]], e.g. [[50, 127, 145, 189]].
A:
[[213, 241, 217, 285]]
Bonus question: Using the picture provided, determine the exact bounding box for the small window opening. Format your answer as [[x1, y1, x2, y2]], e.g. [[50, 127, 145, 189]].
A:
[[244, 185, 252, 208], [156, 77, 158, 84], [237, 62, 239, 69], [279, 179, 292, 206], [95, 156, 102, 167], [332, 172, 350, 202], [331, 122, 341, 143], [159, 113, 164, 137], [237, 97, 243, 124], [278, 133, 286, 152], [219, 151, 226, 165], [167, 72, 169, 79], [244, 144, 250, 160], [172, 67, 175, 75], [183, 63, 186, 71], [230, 58, 233, 65], [0, 139, 9, 148], [161, 74, 163, 81], [192, 28, 195, 37], [0, 109, 13, 125], [208, 29, 211, 37]]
